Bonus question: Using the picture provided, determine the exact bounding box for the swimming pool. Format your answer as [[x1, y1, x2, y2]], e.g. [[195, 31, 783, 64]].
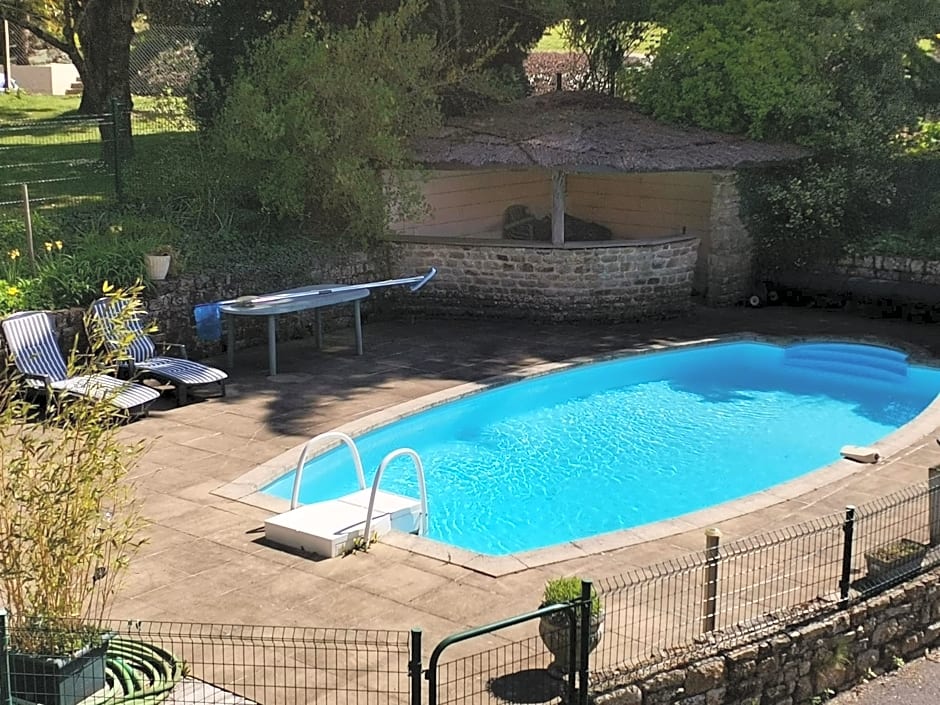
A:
[[262, 341, 940, 555]]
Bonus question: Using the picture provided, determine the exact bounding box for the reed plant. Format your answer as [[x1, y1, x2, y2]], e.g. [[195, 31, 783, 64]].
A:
[[0, 283, 149, 654]]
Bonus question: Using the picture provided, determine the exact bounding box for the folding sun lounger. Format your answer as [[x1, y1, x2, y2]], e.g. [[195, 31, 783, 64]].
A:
[[1, 310, 160, 415], [89, 297, 227, 406]]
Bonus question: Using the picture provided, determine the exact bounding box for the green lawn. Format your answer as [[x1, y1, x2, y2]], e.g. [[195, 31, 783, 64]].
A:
[[0, 93, 195, 213], [533, 22, 664, 55], [534, 23, 572, 52]]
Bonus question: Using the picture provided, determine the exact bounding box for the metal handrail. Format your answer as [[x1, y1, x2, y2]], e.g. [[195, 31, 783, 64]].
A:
[[362, 448, 429, 544], [290, 431, 366, 509]]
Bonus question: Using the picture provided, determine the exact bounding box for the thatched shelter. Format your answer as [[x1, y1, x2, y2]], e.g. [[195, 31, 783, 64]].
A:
[[413, 90, 803, 175], [389, 91, 806, 319]]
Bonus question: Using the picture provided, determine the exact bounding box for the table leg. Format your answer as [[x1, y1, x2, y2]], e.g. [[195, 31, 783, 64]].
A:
[[226, 316, 235, 370], [315, 309, 323, 349], [267, 315, 278, 375], [354, 300, 363, 356]]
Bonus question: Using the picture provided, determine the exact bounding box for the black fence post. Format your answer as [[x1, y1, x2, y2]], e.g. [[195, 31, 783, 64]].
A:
[[110, 97, 123, 202], [839, 505, 856, 608], [0, 609, 11, 705], [409, 628, 422, 705], [578, 580, 593, 705]]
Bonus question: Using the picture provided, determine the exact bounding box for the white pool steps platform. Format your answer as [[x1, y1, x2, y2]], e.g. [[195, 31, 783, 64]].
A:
[[263, 432, 428, 559], [265, 489, 424, 558]]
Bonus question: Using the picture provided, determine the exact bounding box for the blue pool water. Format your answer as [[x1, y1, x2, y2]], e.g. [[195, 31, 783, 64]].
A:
[[263, 342, 940, 555]]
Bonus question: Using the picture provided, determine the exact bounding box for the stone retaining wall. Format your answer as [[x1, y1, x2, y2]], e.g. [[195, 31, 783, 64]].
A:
[[593, 570, 940, 705], [834, 255, 940, 286], [387, 236, 701, 321], [143, 254, 381, 359]]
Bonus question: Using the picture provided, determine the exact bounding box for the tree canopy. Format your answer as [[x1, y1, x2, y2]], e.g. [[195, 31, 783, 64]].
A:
[[1, 0, 138, 117], [195, 0, 559, 124], [628, 0, 940, 267]]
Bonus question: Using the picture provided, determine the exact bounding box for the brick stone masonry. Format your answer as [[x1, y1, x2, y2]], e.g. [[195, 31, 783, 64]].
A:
[[834, 255, 940, 286], [388, 236, 701, 321], [593, 570, 940, 705], [707, 172, 754, 307]]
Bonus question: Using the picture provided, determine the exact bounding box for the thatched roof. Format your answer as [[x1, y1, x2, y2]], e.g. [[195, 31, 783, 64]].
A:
[[411, 91, 806, 173]]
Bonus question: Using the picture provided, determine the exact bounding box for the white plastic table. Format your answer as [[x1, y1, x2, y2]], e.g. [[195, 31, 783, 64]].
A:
[[220, 286, 370, 375]]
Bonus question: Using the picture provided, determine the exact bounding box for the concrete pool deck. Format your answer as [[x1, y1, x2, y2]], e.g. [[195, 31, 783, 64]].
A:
[[114, 305, 940, 649]]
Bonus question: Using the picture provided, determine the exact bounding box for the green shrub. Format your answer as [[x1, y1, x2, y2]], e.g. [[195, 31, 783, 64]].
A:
[[210, 0, 442, 245], [541, 577, 602, 616]]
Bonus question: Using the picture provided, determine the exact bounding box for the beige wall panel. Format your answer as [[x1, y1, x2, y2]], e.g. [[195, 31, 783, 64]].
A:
[[392, 169, 551, 237]]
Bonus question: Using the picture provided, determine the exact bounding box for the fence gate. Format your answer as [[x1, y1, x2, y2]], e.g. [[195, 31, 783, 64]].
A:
[[424, 582, 595, 705]]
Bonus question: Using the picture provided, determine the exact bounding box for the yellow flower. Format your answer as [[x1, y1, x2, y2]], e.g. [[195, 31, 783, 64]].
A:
[[6, 286, 19, 296], [44, 241, 53, 252], [8, 248, 19, 260], [55, 240, 63, 250]]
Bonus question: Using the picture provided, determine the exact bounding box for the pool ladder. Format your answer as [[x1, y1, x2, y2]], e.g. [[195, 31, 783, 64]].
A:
[[278, 431, 428, 553]]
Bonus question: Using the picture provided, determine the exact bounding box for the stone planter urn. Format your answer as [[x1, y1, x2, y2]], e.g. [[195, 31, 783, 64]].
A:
[[539, 608, 605, 677]]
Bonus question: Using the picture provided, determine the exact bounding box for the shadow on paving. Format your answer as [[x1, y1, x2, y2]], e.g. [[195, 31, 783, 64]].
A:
[[192, 304, 940, 443]]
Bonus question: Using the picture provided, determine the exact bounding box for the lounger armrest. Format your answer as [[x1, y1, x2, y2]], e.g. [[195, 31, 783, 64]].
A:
[[22, 371, 53, 392], [158, 342, 188, 359]]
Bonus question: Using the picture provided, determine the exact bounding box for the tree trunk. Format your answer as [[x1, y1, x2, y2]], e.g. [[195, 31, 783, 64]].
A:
[[77, 0, 137, 155]]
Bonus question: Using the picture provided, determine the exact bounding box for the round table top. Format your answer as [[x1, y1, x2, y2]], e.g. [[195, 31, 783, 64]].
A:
[[219, 286, 370, 317]]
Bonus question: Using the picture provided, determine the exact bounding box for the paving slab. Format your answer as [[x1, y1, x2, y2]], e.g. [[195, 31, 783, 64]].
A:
[[111, 305, 940, 668]]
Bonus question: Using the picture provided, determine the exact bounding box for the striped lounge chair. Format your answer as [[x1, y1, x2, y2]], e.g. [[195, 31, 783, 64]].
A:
[[89, 296, 227, 406], [1, 310, 160, 415]]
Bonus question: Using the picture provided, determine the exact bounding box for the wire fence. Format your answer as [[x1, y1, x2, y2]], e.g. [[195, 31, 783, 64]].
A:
[[588, 478, 940, 688], [0, 479, 937, 704], [0, 617, 414, 705], [0, 103, 194, 242], [0, 113, 120, 222]]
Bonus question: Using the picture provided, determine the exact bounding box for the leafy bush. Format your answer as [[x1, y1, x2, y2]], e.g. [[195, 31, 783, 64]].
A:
[[633, 0, 940, 268], [0, 208, 161, 314], [541, 576, 602, 616], [210, 1, 443, 245]]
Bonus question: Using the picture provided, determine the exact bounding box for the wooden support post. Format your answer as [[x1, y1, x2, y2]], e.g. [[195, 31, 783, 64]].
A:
[[930, 466, 940, 547], [552, 170, 566, 246], [702, 527, 721, 633]]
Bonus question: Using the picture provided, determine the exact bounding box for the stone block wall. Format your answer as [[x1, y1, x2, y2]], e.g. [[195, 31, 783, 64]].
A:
[[0, 252, 386, 362], [144, 254, 381, 358], [833, 255, 940, 286], [706, 172, 753, 306], [387, 236, 700, 322], [593, 569, 940, 705]]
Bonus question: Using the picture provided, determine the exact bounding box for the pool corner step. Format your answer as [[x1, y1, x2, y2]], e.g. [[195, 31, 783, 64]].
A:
[[264, 490, 423, 558]]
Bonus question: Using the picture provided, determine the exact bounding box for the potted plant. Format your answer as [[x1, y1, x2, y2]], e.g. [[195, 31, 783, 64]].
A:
[[108, 216, 181, 282], [864, 538, 928, 584], [144, 244, 176, 281], [538, 577, 605, 677], [0, 285, 149, 705]]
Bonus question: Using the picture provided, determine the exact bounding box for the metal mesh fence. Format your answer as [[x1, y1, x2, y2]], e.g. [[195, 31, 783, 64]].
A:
[[589, 479, 940, 688], [129, 25, 205, 97], [0, 105, 194, 245], [0, 618, 413, 705], [427, 604, 588, 705], [0, 113, 119, 225]]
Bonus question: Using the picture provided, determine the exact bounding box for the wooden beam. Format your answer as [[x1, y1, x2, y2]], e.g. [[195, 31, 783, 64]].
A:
[[552, 170, 566, 246]]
